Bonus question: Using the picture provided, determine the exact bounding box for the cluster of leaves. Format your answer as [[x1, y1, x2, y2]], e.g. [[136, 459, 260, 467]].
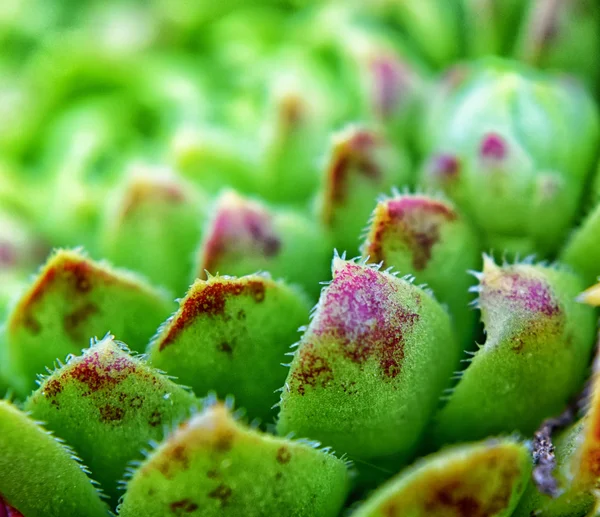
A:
[[1, 1, 600, 516]]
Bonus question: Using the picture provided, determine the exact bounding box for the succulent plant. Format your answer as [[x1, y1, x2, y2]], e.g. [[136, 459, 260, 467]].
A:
[[0, 399, 109, 517], [277, 256, 458, 471], [317, 125, 412, 256], [100, 166, 208, 294], [361, 193, 480, 351], [418, 59, 600, 257], [196, 190, 330, 298], [147, 273, 310, 421], [432, 256, 596, 445], [3, 1, 600, 515], [354, 437, 531, 517], [119, 402, 350, 516], [2, 249, 174, 396], [24, 335, 197, 505]]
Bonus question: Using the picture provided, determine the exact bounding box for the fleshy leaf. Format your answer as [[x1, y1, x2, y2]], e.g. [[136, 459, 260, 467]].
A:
[[4, 249, 174, 395], [515, 0, 600, 88], [362, 194, 480, 350], [24, 334, 196, 505], [317, 125, 412, 256], [118, 402, 349, 517], [353, 437, 531, 517], [277, 257, 458, 466], [433, 256, 596, 445], [418, 59, 600, 257], [0, 399, 109, 517], [101, 166, 207, 295], [148, 273, 310, 421], [560, 200, 600, 286], [195, 190, 330, 298]]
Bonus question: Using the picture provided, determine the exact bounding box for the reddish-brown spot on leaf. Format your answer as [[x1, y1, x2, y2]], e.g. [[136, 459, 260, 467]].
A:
[[169, 498, 199, 514], [68, 351, 136, 393], [247, 281, 266, 302], [214, 430, 234, 452], [156, 443, 190, 479], [129, 395, 143, 409], [482, 273, 561, 318], [368, 196, 457, 271], [208, 484, 232, 507], [323, 264, 417, 373], [276, 446, 292, 464], [480, 133, 507, 161], [511, 338, 525, 353], [278, 93, 305, 129], [200, 198, 281, 275], [158, 280, 267, 351], [426, 153, 461, 185], [293, 263, 420, 394], [217, 342, 233, 355], [63, 260, 94, 293], [99, 404, 125, 423], [292, 343, 334, 395], [323, 129, 381, 225], [171, 445, 190, 470], [43, 379, 63, 407], [423, 481, 485, 517], [63, 302, 99, 342], [148, 410, 162, 427], [582, 448, 600, 478], [371, 56, 410, 119], [8, 254, 120, 336]]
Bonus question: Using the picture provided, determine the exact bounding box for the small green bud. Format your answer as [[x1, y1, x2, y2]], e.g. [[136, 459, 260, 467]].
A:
[[277, 257, 458, 466], [419, 60, 600, 256], [101, 166, 207, 295], [24, 334, 196, 505], [353, 438, 531, 517], [433, 256, 596, 445], [195, 190, 330, 299], [362, 194, 480, 351], [0, 399, 109, 517], [119, 402, 349, 517], [4, 249, 174, 395], [148, 273, 310, 421], [317, 125, 412, 257]]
